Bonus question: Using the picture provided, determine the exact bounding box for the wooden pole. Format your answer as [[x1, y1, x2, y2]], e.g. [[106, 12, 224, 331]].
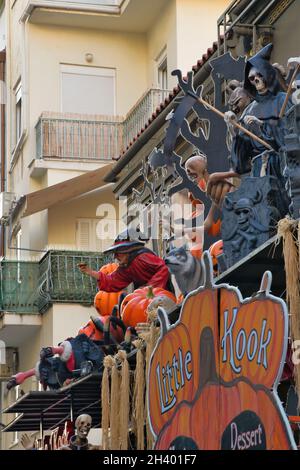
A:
[[279, 63, 300, 118], [189, 92, 274, 151]]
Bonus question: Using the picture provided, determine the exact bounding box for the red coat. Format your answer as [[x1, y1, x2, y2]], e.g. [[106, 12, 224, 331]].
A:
[[97, 251, 170, 292]]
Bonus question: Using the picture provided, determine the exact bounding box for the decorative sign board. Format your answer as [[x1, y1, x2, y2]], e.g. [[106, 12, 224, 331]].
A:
[[148, 253, 296, 450]]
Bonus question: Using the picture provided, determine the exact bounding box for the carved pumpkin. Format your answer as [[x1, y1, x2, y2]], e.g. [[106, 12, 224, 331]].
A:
[[121, 286, 176, 328], [148, 309, 195, 437], [154, 327, 293, 450], [94, 263, 125, 317]]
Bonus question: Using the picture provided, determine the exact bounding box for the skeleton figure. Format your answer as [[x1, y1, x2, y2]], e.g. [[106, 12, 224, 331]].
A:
[[60, 414, 101, 450], [229, 44, 291, 182]]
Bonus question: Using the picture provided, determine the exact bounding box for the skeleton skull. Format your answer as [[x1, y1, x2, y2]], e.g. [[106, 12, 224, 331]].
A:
[[248, 67, 267, 95], [75, 414, 92, 439]]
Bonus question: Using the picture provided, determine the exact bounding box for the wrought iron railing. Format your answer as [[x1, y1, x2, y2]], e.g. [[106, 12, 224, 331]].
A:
[[35, 88, 171, 161], [0, 251, 112, 314], [38, 250, 112, 312]]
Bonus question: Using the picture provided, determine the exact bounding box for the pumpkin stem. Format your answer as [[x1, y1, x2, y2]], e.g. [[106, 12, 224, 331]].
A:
[[257, 271, 272, 296], [157, 307, 170, 336], [146, 286, 155, 299], [202, 251, 214, 289]]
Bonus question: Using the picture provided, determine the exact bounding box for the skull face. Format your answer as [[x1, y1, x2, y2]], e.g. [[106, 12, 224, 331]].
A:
[[75, 414, 92, 439], [248, 67, 267, 95], [236, 207, 251, 229]]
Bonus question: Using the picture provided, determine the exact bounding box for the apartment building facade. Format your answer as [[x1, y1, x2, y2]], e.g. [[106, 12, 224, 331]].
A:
[[0, 0, 231, 449]]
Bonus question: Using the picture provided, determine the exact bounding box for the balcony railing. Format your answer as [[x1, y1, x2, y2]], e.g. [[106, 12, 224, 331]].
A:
[[36, 112, 124, 161], [122, 88, 171, 151], [0, 251, 112, 314], [0, 261, 40, 313], [35, 88, 171, 161]]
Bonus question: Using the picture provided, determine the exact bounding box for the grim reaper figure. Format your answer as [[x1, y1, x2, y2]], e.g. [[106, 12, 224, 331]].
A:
[[228, 43, 291, 183]]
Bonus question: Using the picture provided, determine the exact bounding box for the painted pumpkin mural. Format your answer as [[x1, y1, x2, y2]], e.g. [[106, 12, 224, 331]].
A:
[[155, 327, 293, 450], [121, 286, 176, 328], [148, 252, 296, 450], [94, 263, 125, 317], [148, 254, 240, 427], [148, 310, 195, 437]]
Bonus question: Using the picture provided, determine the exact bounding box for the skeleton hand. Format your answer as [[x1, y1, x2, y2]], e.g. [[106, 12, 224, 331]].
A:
[[224, 111, 238, 136], [21, 433, 35, 450], [243, 115, 263, 128]]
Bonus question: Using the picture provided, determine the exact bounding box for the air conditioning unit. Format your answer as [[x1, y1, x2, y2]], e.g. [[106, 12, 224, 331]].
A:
[[0, 192, 15, 221], [0, 347, 18, 379]]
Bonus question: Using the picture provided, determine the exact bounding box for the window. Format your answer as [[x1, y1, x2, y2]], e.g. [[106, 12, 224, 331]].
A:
[[61, 64, 116, 115], [15, 82, 22, 143], [156, 48, 168, 90], [76, 218, 113, 252]]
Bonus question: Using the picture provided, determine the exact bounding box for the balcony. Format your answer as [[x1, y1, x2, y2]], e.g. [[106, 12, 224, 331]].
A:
[[35, 113, 124, 162], [35, 88, 170, 163], [22, 0, 169, 33], [0, 250, 111, 315]]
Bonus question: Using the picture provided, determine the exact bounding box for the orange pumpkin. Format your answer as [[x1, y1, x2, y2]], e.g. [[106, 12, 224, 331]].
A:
[[94, 263, 125, 317], [154, 327, 293, 450], [121, 286, 176, 328], [148, 308, 195, 437]]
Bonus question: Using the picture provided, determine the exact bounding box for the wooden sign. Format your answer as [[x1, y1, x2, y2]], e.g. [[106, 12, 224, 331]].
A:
[[148, 252, 296, 450]]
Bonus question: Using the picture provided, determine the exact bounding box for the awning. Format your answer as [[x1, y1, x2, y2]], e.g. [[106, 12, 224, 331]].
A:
[[22, 163, 114, 218], [2, 373, 102, 432]]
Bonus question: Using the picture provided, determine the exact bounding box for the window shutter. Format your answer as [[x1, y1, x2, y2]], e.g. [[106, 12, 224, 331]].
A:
[[76, 220, 91, 250]]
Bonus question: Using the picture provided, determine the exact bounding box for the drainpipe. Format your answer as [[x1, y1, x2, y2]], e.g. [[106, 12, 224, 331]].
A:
[[0, 49, 5, 257]]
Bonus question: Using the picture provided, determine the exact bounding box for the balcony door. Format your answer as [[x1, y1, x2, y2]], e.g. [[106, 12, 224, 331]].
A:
[[60, 64, 116, 115]]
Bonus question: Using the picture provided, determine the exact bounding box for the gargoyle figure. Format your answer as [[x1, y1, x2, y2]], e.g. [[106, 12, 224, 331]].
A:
[[222, 178, 281, 266], [60, 414, 102, 450], [164, 246, 203, 296]]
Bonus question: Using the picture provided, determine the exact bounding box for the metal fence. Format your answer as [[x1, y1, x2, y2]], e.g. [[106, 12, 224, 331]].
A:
[[0, 251, 112, 314], [0, 261, 40, 313], [36, 89, 171, 161]]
